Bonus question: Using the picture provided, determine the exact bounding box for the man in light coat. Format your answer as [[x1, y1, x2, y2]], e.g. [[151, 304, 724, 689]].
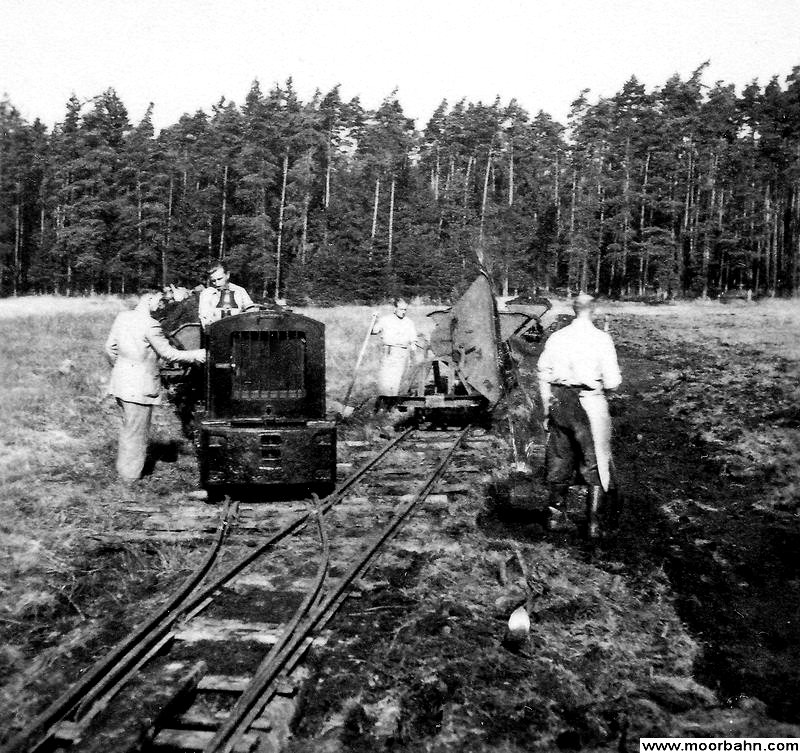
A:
[[537, 293, 622, 539], [371, 297, 420, 397], [105, 292, 206, 482], [198, 261, 254, 328]]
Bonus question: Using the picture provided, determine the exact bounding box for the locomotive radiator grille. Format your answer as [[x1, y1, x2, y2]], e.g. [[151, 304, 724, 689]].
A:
[[231, 330, 307, 400]]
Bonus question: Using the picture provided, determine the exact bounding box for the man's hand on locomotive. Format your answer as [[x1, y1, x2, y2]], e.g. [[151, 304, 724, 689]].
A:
[[161, 350, 206, 366]]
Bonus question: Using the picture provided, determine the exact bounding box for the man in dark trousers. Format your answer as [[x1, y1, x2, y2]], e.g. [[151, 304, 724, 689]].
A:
[[537, 293, 622, 539]]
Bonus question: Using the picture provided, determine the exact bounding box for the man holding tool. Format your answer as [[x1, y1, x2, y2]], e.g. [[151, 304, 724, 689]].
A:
[[371, 297, 420, 398]]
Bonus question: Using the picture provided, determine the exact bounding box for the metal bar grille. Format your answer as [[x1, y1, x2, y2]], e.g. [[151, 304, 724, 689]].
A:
[[232, 330, 306, 400]]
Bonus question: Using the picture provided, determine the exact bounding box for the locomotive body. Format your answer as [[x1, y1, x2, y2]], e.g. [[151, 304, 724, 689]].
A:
[[196, 306, 336, 497]]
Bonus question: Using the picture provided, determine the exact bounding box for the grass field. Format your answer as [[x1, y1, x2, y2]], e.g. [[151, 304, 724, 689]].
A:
[[2, 294, 800, 747]]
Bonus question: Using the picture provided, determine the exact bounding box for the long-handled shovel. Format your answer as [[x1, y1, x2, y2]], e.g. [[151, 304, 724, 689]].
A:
[[341, 312, 378, 418]]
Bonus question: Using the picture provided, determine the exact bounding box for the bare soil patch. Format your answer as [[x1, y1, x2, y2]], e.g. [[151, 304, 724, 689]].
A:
[[607, 304, 800, 722]]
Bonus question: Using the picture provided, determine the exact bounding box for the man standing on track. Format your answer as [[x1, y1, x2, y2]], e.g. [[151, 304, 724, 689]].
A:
[[537, 293, 622, 539], [371, 297, 420, 398], [198, 261, 254, 328], [105, 291, 206, 484]]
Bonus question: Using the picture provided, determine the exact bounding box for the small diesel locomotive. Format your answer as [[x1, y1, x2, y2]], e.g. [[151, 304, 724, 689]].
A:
[[193, 305, 336, 499]]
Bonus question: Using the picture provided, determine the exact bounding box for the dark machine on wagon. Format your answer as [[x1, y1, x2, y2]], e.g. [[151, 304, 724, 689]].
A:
[[163, 304, 336, 500], [379, 273, 549, 426]]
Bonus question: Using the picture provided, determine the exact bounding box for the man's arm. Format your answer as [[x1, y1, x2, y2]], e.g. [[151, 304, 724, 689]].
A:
[[407, 319, 420, 345], [104, 317, 120, 365], [404, 320, 422, 362], [537, 343, 554, 430], [600, 335, 622, 391], [238, 286, 254, 310], [146, 321, 206, 364]]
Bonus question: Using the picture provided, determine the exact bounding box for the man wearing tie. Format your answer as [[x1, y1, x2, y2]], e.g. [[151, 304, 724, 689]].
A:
[[198, 261, 255, 328]]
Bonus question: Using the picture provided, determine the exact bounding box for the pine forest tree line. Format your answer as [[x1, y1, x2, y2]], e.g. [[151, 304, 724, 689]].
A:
[[2, 63, 800, 302]]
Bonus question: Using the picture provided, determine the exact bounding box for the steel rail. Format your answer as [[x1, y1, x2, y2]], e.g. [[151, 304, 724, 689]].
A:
[[151, 427, 416, 624], [206, 426, 471, 753], [203, 501, 333, 752], [6, 429, 414, 753], [4, 498, 238, 753]]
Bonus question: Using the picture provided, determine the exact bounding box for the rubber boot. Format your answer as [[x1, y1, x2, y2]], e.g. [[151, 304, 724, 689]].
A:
[[586, 485, 604, 540], [546, 484, 570, 531]]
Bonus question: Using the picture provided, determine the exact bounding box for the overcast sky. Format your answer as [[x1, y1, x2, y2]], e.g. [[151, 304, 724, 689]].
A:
[[1, 0, 799, 133]]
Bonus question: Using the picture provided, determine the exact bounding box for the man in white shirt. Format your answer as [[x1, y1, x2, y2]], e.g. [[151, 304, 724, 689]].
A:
[[537, 293, 622, 539], [198, 261, 255, 328], [371, 297, 420, 397]]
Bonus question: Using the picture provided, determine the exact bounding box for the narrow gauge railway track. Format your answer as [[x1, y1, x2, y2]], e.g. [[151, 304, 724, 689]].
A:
[[7, 426, 478, 753]]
